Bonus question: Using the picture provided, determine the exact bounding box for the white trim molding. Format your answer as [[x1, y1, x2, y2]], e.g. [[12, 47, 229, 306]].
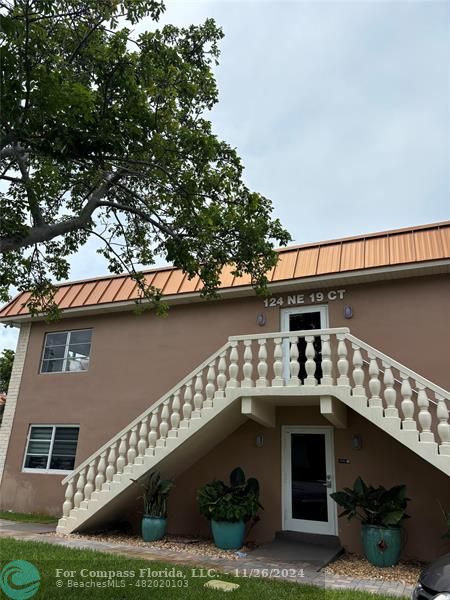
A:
[[0, 322, 31, 487]]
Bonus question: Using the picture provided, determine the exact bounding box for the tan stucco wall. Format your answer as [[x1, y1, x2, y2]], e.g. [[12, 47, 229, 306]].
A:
[[0, 273, 449, 561], [165, 406, 450, 562]]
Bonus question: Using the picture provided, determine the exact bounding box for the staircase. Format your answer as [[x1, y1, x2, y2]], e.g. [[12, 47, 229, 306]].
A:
[[56, 327, 450, 534]]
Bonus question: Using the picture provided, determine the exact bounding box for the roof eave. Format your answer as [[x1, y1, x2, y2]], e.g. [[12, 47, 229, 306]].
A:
[[2, 258, 449, 325]]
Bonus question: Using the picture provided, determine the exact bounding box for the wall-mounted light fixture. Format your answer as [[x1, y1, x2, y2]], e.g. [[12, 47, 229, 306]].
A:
[[256, 313, 267, 327], [255, 434, 264, 448], [352, 434, 362, 450], [344, 305, 353, 319]]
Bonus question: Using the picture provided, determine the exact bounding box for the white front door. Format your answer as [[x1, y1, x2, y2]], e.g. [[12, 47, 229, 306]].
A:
[[282, 426, 337, 535]]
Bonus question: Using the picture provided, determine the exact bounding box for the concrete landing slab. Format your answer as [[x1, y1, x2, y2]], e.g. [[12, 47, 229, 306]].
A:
[[249, 538, 342, 569]]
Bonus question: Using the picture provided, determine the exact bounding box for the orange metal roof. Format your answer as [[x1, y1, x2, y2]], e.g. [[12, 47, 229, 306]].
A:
[[1, 221, 449, 319]]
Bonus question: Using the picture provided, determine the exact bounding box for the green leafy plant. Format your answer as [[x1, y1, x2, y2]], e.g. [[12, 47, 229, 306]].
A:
[[0, 349, 14, 393], [197, 467, 263, 523], [133, 471, 174, 518], [330, 477, 410, 527]]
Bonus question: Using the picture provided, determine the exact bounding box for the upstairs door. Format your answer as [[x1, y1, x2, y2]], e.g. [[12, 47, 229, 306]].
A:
[[281, 305, 329, 382]]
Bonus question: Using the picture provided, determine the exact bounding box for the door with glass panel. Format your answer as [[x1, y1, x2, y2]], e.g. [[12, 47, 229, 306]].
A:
[[281, 305, 328, 382], [282, 427, 337, 535]]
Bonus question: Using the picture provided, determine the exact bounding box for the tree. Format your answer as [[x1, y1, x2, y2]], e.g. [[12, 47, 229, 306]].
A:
[[0, 348, 15, 393], [0, 0, 290, 316]]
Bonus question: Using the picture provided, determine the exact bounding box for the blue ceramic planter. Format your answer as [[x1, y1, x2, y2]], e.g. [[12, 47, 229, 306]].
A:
[[211, 520, 246, 550], [361, 524, 402, 567], [142, 515, 166, 542]]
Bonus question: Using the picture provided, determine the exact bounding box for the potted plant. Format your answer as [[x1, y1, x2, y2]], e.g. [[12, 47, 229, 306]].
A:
[[197, 467, 262, 550], [134, 471, 174, 542], [331, 476, 410, 567]]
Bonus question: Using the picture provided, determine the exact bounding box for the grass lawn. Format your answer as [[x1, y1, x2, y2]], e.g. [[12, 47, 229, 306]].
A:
[[0, 538, 399, 599], [0, 510, 58, 524]]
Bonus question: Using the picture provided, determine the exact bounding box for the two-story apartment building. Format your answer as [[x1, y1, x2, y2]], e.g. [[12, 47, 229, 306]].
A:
[[0, 221, 449, 562]]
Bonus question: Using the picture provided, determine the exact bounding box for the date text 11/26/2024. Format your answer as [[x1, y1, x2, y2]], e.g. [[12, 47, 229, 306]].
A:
[[264, 289, 346, 308]]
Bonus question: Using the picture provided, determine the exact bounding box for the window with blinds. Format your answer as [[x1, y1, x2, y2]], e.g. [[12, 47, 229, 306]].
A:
[[40, 329, 92, 373], [23, 425, 79, 473]]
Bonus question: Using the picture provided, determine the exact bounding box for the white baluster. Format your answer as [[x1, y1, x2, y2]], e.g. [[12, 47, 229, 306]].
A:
[[95, 452, 106, 491], [63, 481, 74, 517], [137, 417, 148, 458], [416, 384, 436, 446], [215, 354, 227, 398], [337, 334, 349, 386], [351, 344, 365, 396], [383, 364, 400, 421], [368, 354, 382, 412], [226, 341, 239, 388], [105, 444, 117, 485], [242, 340, 254, 387], [204, 361, 216, 407], [272, 337, 284, 386], [127, 426, 137, 465], [148, 410, 159, 451], [74, 469, 86, 508], [436, 395, 450, 456], [169, 391, 181, 436], [288, 336, 300, 386], [84, 462, 95, 501], [161, 399, 170, 436], [256, 339, 268, 387], [116, 435, 127, 474], [181, 380, 193, 427], [193, 373, 203, 417], [157, 400, 170, 445], [304, 335, 317, 386], [400, 374, 417, 433], [320, 334, 333, 385]]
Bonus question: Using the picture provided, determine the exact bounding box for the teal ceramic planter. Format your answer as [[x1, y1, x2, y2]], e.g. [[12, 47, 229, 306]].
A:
[[142, 515, 166, 542], [361, 524, 402, 567], [211, 520, 245, 550]]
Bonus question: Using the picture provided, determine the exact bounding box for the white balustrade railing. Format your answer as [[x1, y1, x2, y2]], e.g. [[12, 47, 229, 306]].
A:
[[60, 327, 450, 518]]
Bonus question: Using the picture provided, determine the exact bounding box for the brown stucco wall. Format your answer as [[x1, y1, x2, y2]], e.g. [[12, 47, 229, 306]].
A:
[[0, 272, 449, 561], [166, 406, 450, 562]]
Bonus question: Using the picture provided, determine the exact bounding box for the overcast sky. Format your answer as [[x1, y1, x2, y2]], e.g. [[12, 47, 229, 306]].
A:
[[1, 0, 449, 353]]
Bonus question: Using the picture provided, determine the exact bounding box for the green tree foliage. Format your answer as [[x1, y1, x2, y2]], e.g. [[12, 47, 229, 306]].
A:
[[0, 0, 291, 316], [0, 348, 15, 393]]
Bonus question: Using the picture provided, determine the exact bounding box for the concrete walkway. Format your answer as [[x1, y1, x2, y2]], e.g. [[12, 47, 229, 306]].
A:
[[0, 519, 414, 597]]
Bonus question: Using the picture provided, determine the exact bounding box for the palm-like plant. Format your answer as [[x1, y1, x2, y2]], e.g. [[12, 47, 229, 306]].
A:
[[134, 471, 174, 518], [331, 477, 410, 527]]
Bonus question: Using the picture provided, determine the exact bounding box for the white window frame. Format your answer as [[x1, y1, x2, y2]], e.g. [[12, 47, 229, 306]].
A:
[[280, 304, 329, 332], [40, 329, 92, 374], [22, 424, 80, 475]]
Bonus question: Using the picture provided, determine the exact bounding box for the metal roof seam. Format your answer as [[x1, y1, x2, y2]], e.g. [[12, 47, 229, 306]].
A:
[[160, 270, 173, 295], [110, 277, 127, 304], [83, 280, 101, 306], [337, 241, 343, 273], [438, 226, 445, 256], [292, 248, 301, 279], [65, 283, 84, 309]]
